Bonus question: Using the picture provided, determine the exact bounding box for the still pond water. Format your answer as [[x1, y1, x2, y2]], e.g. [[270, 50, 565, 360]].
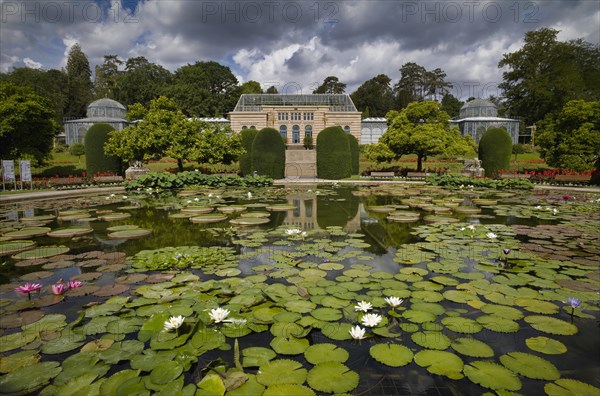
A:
[[0, 184, 599, 395]]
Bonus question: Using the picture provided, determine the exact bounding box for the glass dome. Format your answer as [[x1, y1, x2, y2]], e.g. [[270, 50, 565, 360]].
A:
[[86, 98, 126, 119], [459, 98, 497, 118]]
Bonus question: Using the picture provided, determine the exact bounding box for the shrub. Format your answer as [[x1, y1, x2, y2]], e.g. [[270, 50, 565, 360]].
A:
[[347, 134, 359, 175], [239, 129, 258, 176], [303, 135, 313, 150], [251, 128, 286, 179], [316, 126, 352, 179], [124, 171, 272, 190], [479, 127, 512, 177], [85, 123, 121, 176], [69, 142, 85, 159], [426, 174, 533, 190]]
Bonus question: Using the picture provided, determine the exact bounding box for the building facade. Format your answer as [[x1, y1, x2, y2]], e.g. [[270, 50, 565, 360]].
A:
[[63, 98, 129, 146], [360, 117, 388, 144], [229, 94, 362, 146], [451, 99, 520, 144]]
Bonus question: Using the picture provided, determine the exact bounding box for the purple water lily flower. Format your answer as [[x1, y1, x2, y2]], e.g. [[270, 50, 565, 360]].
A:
[[503, 248, 511, 255], [567, 297, 581, 309]]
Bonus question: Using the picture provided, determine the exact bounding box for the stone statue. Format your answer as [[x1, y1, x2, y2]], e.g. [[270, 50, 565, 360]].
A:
[[461, 159, 485, 177], [125, 160, 150, 180]]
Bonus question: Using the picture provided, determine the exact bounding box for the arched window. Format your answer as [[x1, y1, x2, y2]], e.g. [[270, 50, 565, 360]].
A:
[[241, 126, 248, 130], [292, 125, 300, 144], [279, 125, 287, 142], [305, 125, 312, 138], [344, 125, 350, 134], [250, 126, 256, 129]]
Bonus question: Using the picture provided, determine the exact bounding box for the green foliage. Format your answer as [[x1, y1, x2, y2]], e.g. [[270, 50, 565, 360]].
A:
[[478, 128, 512, 177], [316, 126, 352, 179], [65, 43, 93, 118], [303, 135, 314, 150], [94, 55, 123, 99], [240, 81, 263, 94], [441, 93, 463, 118], [537, 100, 599, 171], [85, 123, 121, 176], [117, 57, 172, 108], [239, 129, 258, 176], [0, 82, 59, 165], [426, 174, 533, 190], [313, 76, 346, 94], [499, 28, 600, 125], [251, 128, 286, 179], [347, 134, 359, 175], [382, 101, 475, 171], [69, 143, 85, 159], [364, 143, 395, 163], [351, 74, 395, 117], [395, 63, 452, 107], [124, 171, 272, 190]]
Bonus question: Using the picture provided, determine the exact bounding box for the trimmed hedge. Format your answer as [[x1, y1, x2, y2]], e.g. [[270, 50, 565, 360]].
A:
[[125, 171, 272, 190], [251, 128, 286, 179], [348, 133, 359, 175], [316, 126, 352, 179], [85, 123, 121, 176], [239, 128, 258, 176], [478, 127, 512, 177]]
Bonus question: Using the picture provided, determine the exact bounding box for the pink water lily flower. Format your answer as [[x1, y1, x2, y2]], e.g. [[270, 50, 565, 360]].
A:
[[15, 283, 42, 299], [51, 283, 65, 295], [68, 280, 83, 289]]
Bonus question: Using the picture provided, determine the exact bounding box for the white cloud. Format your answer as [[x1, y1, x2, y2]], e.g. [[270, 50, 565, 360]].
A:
[[23, 58, 43, 69]]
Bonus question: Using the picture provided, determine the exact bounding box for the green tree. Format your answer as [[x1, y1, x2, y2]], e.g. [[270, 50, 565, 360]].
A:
[[441, 93, 463, 118], [240, 81, 263, 94], [94, 54, 123, 99], [537, 100, 600, 171], [194, 123, 243, 165], [313, 76, 346, 94], [479, 128, 512, 177], [498, 28, 600, 125], [381, 101, 474, 171], [351, 74, 395, 117], [0, 82, 59, 165], [85, 123, 121, 176], [317, 126, 352, 179], [266, 85, 279, 94], [69, 142, 85, 160], [364, 143, 395, 163], [165, 61, 239, 117], [395, 62, 427, 108], [117, 57, 172, 107], [65, 43, 93, 118]]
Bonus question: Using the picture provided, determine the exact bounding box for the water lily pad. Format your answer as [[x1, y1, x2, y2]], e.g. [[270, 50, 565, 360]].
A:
[[12, 245, 69, 259], [0, 350, 40, 373], [369, 344, 413, 367], [93, 283, 130, 297], [402, 309, 436, 323], [414, 350, 464, 379], [525, 336, 567, 355], [304, 343, 349, 364], [0, 361, 61, 394], [310, 307, 342, 321], [0, 310, 44, 329], [242, 347, 277, 368], [451, 338, 494, 358], [47, 227, 93, 238], [150, 360, 183, 385], [0, 240, 36, 256], [463, 361, 521, 391], [53, 352, 110, 386], [181, 206, 213, 214], [476, 315, 520, 333], [499, 351, 559, 380], [262, 384, 315, 396], [320, 323, 353, 341], [544, 379, 600, 395], [306, 362, 359, 394], [99, 212, 131, 221], [230, 217, 270, 226], [21, 214, 56, 222], [266, 204, 297, 211], [99, 369, 141, 395], [190, 214, 227, 223], [41, 333, 86, 354], [106, 224, 140, 232], [524, 315, 578, 335], [411, 331, 451, 350], [2, 227, 51, 240], [257, 359, 307, 386], [0, 331, 37, 352], [270, 336, 309, 355], [108, 229, 152, 239]]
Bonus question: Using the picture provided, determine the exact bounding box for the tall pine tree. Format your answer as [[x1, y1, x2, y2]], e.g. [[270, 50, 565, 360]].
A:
[[65, 43, 93, 118]]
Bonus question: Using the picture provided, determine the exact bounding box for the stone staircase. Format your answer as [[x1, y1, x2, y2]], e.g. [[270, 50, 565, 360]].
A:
[[285, 149, 316, 178]]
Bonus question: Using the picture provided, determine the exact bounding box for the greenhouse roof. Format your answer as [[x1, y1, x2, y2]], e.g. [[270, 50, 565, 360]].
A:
[[233, 94, 358, 112]]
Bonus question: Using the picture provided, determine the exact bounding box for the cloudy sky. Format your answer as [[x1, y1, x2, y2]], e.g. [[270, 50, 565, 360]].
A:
[[1, 0, 598, 98]]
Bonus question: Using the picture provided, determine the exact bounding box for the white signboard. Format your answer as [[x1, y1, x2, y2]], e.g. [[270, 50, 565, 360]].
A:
[[2, 160, 15, 182], [20, 160, 32, 182]]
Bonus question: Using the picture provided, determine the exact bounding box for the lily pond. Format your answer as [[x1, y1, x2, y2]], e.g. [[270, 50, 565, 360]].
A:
[[0, 184, 599, 396]]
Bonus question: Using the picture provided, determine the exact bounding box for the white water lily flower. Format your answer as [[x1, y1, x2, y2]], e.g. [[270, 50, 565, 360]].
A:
[[187, 200, 192, 204], [163, 315, 184, 331], [354, 301, 372, 312], [208, 193, 213, 198], [194, 197, 199, 201], [552, 208, 559, 215], [384, 296, 404, 307], [349, 325, 366, 340], [285, 228, 302, 235], [486, 232, 498, 239], [467, 224, 476, 231], [122, 195, 128, 199], [361, 313, 383, 327], [209, 307, 230, 323], [460, 227, 466, 231], [301, 231, 308, 238], [247, 192, 252, 198], [535, 205, 542, 209]]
